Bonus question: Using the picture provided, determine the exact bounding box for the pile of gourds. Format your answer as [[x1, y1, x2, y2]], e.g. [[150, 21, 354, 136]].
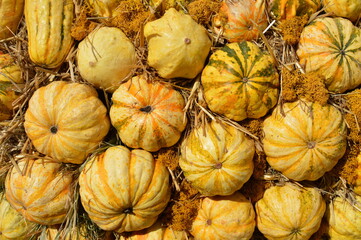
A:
[[0, 0, 361, 239]]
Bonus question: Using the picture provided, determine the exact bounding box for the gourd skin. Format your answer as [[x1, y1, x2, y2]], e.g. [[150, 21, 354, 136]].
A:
[[263, 100, 347, 181], [86, 0, 120, 17], [255, 183, 326, 240], [25, 0, 74, 68], [0, 0, 25, 40], [79, 146, 171, 233], [179, 121, 254, 196], [191, 192, 256, 240], [269, 0, 321, 20], [5, 159, 73, 225], [24, 81, 110, 164], [323, 0, 361, 22], [297, 17, 361, 93], [201, 41, 279, 121]]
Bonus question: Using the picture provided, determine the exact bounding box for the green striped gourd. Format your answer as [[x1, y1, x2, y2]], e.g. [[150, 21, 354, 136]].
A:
[[25, 0, 74, 68], [323, 0, 361, 22], [269, 0, 321, 20], [201, 41, 279, 121], [297, 17, 361, 93], [0, 0, 24, 40]]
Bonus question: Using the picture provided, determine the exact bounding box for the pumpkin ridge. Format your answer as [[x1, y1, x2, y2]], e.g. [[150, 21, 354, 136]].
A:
[[222, 44, 246, 75]]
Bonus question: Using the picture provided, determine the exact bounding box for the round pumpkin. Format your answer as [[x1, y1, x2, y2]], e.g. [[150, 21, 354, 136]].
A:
[[191, 192, 256, 240], [263, 100, 347, 181], [354, 153, 361, 195], [24, 81, 110, 164], [201, 41, 279, 121], [213, 0, 268, 42], [255, 183, 326, 240], [41, 226, 88, 240], [119, 221, 187, 240], [179, 120, 254, 196], [327, 195, 361, 239], [77, 27, 136, 92], [79, 145, 171, 233], [323, 0, 361, 22], [86, 0, 120, 17], [144, 8, 211, 79], [110, 75, 187, 152], [0, 53, 23, 121], [5, 159, 73, 225], [297, 17, 361, 93], [0, 192, 37, 240], [269, 0, 321, 20]]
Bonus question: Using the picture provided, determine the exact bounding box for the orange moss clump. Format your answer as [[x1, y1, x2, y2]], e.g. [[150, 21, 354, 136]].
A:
[[103, 0, 154, 40], [156, 148, 179, 171], [330, 145, 359, 186], [161, 180, 200, 231], [187, 0, 222, 25], [344, 89, 361, 144], [279, 15, 308, 45], [71, 6, 97, 41], [282, 68, 329, 105]]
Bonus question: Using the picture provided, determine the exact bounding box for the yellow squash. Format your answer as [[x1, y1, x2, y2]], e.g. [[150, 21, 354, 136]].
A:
[[323, 0, 361, 22]]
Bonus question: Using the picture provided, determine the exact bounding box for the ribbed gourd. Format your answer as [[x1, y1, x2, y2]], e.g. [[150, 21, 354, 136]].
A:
[[0, 0, 24, 40]]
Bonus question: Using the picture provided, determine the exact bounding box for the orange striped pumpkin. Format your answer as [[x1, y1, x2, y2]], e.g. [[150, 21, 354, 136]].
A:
[[256, 183, 326, 240], [201, 41, 279, 121], [0, 192, 37, 240], [191, 192, 256, 240], [110, 76, 187, 152], [24, 81, 110, 164], [213, 0, 267, 42], [79, 146, 171, 233], [5, 159, 73, 225], [25, 0, 74, 68], [269, 0, 321, 20], [263, 100, 347, 181], [297, 17, 361, 93], [327, 195, 361, 239], [323, 0, 361, 22], [0, 0, 24, 40], [179, 121, 254, 196]]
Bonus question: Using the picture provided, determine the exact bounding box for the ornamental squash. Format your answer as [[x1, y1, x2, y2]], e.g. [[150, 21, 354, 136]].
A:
[[0, 0, 24, 40], [0, 53, 23, 121], [255, 183, 326, 240], [24, 81, 110, 164], [191, 192, 255, 240], [263, 100, 347, 181], [42, 226, 87, 240], [86, 0, 120, 17], [201, 41, 279, 121], [110, 75, 187, 152], [0, 192, 37, 240], [297, 17, 361, 93], [213, 0, 268, 42], [269, 0, 321, 20], [323, 0, 361, 22], [25, 0, 74, 68], [79, 146, 171, 233], [179, 121, 254, 196], [77, 27, 136, 92], [119, 221, 187, 240], [5, 159, 73, 225], [354, 153, 361, 195], [327, 196, 361, 239], [144, 8, 211, 79]]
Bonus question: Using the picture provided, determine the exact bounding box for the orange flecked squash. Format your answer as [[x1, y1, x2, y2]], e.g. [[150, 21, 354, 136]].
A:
[[323, 0, 361, 22], [213, 0, 268, 42], [255, 183, 326, 240], [0, 192, 37, 240], [269, 0, 321, 20], [201, 41, 279, 121], [297, 17, 361, 93], [0, 53, 23, 121], [25, 0, 74, 68], [191, 192, 256, 240], [179, 121, 254, 196], [110, 76, 187, 152], [263, 100, 347, 181], [327, 195, 361, 239], [79, 146, 171, 233], [0, 0, 24, 40], [24, 81, 110, 164], [5, 159, 73, 225]]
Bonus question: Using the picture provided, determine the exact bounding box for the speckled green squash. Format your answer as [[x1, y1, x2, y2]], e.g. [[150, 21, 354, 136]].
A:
[[201, 41, 279, 121]]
